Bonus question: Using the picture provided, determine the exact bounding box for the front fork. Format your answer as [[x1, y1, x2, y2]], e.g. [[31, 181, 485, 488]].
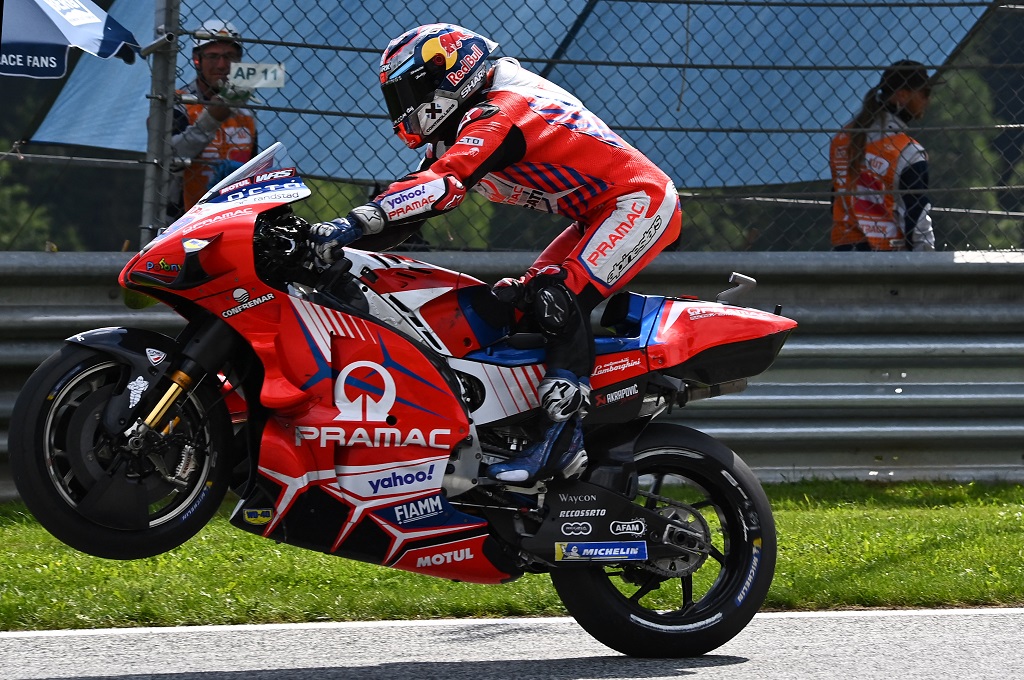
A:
[[122, 318, 241, 479], [124, 366, 196, 484]]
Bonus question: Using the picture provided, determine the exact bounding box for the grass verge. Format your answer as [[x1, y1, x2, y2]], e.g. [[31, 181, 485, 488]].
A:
[[1, 480, 1022, 631]]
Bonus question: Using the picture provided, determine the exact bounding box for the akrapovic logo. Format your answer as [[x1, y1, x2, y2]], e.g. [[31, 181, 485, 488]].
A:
[[597, 384, 639, 407]]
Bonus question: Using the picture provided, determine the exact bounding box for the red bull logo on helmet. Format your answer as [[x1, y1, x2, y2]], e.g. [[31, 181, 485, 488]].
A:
[[445, 44, 484, 87], [437, 30, 466, 56], [421, 29, 467, 70]]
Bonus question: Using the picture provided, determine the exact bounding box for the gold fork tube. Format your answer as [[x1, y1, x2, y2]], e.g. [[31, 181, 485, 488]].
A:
[[141, 370, 193, 428]]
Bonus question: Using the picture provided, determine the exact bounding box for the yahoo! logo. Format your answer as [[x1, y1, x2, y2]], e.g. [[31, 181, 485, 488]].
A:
[[367, 463, 436, 494]]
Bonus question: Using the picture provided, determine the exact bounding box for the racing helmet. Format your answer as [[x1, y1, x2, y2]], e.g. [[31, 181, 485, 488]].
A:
[[192, 19, 244, 59], [379, 24, 498, 149]]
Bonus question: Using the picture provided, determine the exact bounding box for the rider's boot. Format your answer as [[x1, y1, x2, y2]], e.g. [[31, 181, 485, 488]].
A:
[[487, 370, 590, 485], [487, 413, 587, 484]]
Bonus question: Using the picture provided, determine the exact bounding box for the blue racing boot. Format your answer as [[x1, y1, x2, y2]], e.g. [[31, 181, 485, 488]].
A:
[[487, 414, 586, 485]]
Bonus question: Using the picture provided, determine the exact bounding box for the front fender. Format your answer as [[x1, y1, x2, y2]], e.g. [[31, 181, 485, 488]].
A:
[[66, 327, 180, 434]]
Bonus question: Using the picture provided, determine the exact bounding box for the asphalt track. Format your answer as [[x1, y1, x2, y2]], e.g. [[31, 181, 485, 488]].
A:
[[1, 608, 1022, 679]]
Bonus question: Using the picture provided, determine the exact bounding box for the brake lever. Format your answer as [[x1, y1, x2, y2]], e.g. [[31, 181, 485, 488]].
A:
[[316, 257, 354, 292]]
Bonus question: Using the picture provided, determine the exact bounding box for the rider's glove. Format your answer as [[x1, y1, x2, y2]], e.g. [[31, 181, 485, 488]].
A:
[[492, 276, 527, 308], [308, 218, 363, 268]]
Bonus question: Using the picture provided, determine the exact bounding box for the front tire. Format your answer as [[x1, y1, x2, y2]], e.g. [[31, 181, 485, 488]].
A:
[[9, 343, 233, 559], [550, 424, 776, 657]]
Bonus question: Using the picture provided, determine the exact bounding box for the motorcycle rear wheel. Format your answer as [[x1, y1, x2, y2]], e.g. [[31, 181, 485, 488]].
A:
[[10, 343, 232, 559], [550, 424, 776, 657]]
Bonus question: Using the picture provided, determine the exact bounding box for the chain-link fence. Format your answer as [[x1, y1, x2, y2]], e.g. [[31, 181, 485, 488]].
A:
[[149, 0, 1024, 254]]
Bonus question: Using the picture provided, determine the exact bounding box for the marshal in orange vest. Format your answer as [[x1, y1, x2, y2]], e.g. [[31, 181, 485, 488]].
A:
[[178, 94, 257, 211], [829, 127, 918, 251]]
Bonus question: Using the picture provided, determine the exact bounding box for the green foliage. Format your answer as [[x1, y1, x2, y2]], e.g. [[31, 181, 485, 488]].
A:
[[0, 160, 52, 251], [290, 177, 367, 224], [767, 481, 1024, 609]]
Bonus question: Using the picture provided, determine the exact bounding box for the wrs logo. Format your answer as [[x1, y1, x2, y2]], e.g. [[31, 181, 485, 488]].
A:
[[254, 168, 295, 183]]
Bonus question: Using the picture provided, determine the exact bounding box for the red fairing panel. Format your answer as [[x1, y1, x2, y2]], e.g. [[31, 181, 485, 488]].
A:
[[648, 300, 798, 369], [390, 534, 512, 584], [345, 249, 497, 358], [590, 350, 650, 390]]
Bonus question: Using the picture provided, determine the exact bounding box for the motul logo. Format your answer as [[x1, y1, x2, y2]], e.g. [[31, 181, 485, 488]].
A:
[[416, 547, 474, 567]]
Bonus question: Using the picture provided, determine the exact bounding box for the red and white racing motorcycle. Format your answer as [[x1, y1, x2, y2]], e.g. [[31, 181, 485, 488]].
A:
[[11, 143, 796, 657]]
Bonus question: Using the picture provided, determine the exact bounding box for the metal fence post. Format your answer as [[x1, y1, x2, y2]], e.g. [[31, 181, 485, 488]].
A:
[[139, 0, 180, 248]]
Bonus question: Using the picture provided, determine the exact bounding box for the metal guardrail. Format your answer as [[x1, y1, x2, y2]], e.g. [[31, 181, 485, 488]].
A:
[[1, 251, 1022, 501]]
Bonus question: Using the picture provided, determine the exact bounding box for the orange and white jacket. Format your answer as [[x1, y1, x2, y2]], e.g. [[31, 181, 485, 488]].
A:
[[829, 112, 935, 251], [169, 80, 257, 216]]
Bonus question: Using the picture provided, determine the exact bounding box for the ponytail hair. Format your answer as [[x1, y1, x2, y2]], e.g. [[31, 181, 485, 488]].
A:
[[846, 87, 887, 176], [846, 60, 935, 176]]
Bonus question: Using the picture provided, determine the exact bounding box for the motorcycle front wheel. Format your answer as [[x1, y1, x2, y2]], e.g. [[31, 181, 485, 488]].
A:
[[550, 424, 776, 657], [9, 343, 233, 559]]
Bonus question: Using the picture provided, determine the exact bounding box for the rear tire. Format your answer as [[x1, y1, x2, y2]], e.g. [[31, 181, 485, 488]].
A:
[[551, 424, 775, 657], [10, 344, 232, 559]]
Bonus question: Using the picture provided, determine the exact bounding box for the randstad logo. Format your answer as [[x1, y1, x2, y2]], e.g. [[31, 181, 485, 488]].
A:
[[335, 361, 395, 422]]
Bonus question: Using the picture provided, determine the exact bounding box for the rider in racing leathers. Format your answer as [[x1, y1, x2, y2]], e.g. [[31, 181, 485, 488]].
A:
[[310, 24, 682, 485]]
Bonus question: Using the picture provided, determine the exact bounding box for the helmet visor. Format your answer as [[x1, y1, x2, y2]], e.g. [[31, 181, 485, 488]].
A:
[[381, 66, 437, 125]]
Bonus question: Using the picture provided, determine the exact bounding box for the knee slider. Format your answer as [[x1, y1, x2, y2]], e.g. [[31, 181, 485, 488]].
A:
[[529, 270, 576, 335]]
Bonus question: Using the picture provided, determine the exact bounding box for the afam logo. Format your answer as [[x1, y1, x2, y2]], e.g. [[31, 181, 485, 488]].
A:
[[610, 519, 646, 536]]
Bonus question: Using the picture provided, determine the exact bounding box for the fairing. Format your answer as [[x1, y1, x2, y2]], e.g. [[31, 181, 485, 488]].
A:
[[113, 143, 794, 584]]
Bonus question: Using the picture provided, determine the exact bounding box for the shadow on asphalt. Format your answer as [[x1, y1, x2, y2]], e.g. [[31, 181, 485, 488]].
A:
[[41, 654, 749, 679]]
